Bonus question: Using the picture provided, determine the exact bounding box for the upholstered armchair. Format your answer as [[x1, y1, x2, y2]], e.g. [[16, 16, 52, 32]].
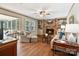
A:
[[27, 33, 38, 43], [20, 31, 38, 43], [20, 31, 30, 43]]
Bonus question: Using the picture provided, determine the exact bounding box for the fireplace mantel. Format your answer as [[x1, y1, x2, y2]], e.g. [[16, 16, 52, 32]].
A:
[[37, 18, 66, 36]]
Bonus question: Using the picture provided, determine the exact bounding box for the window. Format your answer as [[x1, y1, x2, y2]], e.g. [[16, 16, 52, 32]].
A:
[[25, 20, 36, 32], [8, 21, 11, 29], [25, 21, 29, 31]]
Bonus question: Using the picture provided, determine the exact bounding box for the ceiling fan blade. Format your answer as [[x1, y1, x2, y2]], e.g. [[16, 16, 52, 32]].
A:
[[33, 13, 37, 14], [32, 11, 39, 14], [46, 13, 50, 15]]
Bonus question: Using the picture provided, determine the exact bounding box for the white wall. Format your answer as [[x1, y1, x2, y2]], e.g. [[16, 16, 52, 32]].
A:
[[67, 3, 79, 55], [67, 4, 79, 24]]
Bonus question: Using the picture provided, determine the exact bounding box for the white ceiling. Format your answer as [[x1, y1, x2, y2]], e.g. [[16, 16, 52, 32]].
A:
[[0, 3, 73, 20]]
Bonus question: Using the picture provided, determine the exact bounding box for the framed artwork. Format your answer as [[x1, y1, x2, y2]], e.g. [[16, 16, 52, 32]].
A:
[[69, 15, 74, 24]]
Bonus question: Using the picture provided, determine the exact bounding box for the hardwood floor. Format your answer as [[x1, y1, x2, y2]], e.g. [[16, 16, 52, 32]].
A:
[[17, 41, 53, 56], [17, 37, 65, 56]]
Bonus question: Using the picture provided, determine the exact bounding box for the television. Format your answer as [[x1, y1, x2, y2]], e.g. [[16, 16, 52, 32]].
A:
[[46, 29, 54, 35]]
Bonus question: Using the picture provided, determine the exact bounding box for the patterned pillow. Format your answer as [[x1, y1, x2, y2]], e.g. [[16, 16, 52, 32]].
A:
[[59, 32, 65, 39]]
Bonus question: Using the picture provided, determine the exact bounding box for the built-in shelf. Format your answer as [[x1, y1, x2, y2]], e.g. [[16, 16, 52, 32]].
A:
[[37, 18, 67, 36]]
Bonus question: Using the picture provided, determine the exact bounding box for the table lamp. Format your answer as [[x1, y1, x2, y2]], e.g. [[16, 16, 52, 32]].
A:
[[65, 24, 79, 42], [61, 25, 65, 29]]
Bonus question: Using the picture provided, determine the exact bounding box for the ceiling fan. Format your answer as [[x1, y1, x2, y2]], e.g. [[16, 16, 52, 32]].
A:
[[39, 10, 50, 15], [32, 8, 52, 17], [34, 10, 51, 16], [30, 7, 58, 17]]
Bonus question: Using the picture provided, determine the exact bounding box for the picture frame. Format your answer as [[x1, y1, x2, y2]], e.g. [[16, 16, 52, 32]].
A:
[[69, 15, 74, 24]]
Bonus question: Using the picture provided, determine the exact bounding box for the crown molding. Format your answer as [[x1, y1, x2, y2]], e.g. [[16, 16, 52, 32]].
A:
[[66, 3, 75, 18], [0, 6, 38, 20]]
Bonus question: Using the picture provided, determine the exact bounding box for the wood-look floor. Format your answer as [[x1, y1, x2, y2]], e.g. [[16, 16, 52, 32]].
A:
[[17, 37, 65, 56], [17, 41, 53, 56]]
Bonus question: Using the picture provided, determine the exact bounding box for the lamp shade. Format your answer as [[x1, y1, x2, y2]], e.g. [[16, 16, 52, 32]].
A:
[[65, 24, 79, 33], [61, 25, 65, 29]]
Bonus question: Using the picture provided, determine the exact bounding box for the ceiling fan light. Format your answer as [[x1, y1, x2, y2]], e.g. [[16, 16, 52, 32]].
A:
[[48, 20, 52, 22], [39, 14, 43, 17]]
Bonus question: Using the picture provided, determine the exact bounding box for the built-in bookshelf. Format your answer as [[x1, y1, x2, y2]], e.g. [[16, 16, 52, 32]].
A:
[[37, 18, 67, 36]]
